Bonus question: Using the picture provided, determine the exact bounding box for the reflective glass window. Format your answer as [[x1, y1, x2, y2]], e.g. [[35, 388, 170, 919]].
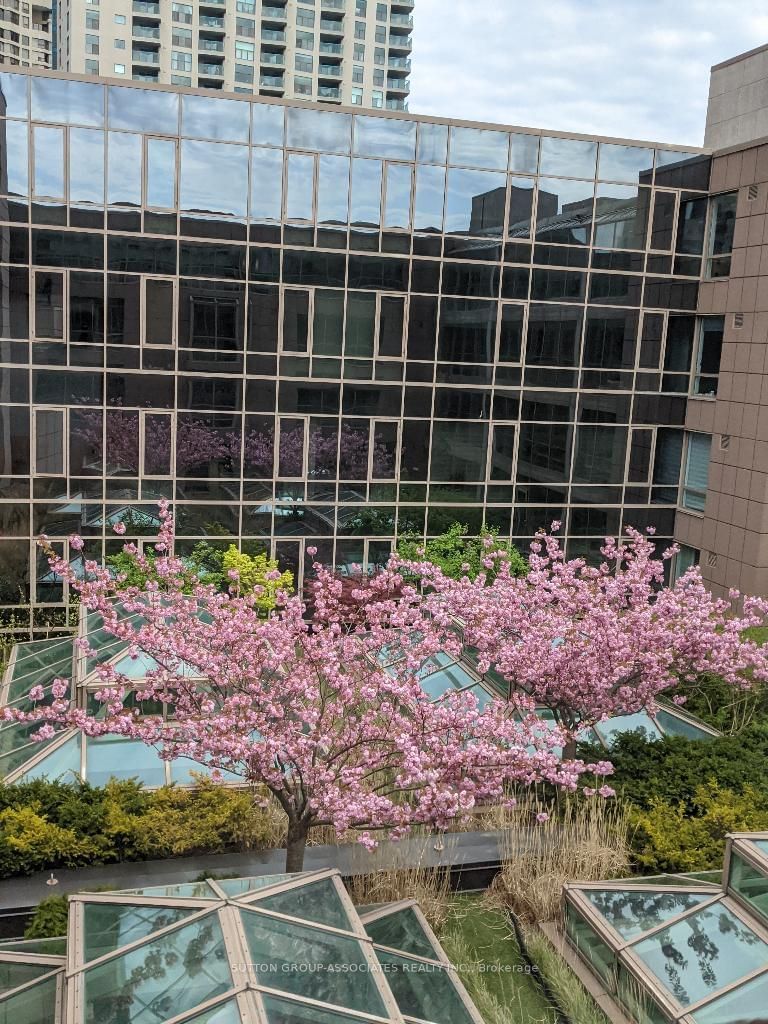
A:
[[676, 196, 708, 255], [438, 297, 496, 362], [539, 136, 597, 178], [313, 290, 343, 356], [33, 126, 64, 198], [83, 903, 195, 963], [445, 167, 506, 236], [633, 902, 768, 1007], [107, 132, 141, 206], [32, 77, 104, 126], [181, 140, 248, 218], [564, 904, 615, 985], [146, 138, 176, 208], [693, 972, 768, 1024], [449, 126, 508, 169], [536, 178, 594, 245], [0, 72, 29, 118], [430, 421, 487, 481], [706, 191, 737, 278], [70, 128, 105, 204], [597, 143, 655, 183], [509, 132, 539, 174], [3, 120, 28, 196], [83, 914, 231, 1021], [353, 114, 416, 160], [526, 304, 582, 366], [345, 292, 375, 357], [413, 163, 445, 233], [317, 155, 349, 225], [350, 158, 382, 227], [283, 289, 309, 352], [384, 163, 412, 229], [727, 851, 768, 922], [650, 190, 676, 250], [507, 176, 534, 237], [693, 316, 723, 397], [518, 422, 572, 482], [286, 107, 351, 154], [593, 183, 650, 250], [181, 94, 249, 142], [242, 911, 387, 1016], [572, 425, 628, 483], [286, 152, 314, 221], [249, 147, 282, 222], [108, 85, 178, 133], [682, 432, 711, 512], [377, 950, 475, 1024], [252, 101, 284, 147], [417, 121, 448, 164]]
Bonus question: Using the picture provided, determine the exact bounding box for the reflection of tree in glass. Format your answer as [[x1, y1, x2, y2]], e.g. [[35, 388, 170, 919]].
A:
[[651, 907, 762, 1006], [74, 412, 395, 480], [91, 919, 226, 1024], [588, 890, 705, 940]]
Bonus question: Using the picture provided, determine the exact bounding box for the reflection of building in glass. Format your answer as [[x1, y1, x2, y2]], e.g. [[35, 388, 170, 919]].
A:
[[0, 57, 764, 632], [561, 832, 768, 1024]]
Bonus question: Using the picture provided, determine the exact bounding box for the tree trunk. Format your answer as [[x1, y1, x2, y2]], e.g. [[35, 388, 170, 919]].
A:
[[285, 817, 310, 873], [562, 735, 578, 760]]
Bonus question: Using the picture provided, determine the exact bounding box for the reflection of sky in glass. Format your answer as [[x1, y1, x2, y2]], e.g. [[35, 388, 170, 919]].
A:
[[107, 132, 141, 206], [317, 155, 349, 224], [147, 138, 176, 209], [4, 120, 28, 196], [250, 146, 282, 220], [33, 126, 65, 198], [417, 121, 447, 164], [593, 710, 661, 746], [384, 163, 412, 229], [70, 128, 104, 204], [597, 142, 654, 183], [32, 77, 104, 127], [182, 94, 249, 143], [180, 140, 248, 217], [633, 902, 768, 1007], [693, 971, 768, 1024], [353, 114, 416, 161], [350, 158, 382, 227], [449, 126, 509, 170], [285, 152, 314, 221], [414, 163, 445, 232], [444, 167, 506, 235], [286, 106, 351, 154], [108, 85, 178, 134], [540, 136, 597, 178], [251, 101, 284, 147]]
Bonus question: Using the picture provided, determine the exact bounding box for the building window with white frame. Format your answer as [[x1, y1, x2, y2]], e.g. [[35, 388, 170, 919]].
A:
[[235, 39, 254, 60], [681, 432, 711, 513], [351, 87, 363, 105], [673, 544, 700, 582]]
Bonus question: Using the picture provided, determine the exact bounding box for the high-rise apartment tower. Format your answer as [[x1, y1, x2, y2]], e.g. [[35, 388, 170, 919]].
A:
[[52, 0, 412, 106]]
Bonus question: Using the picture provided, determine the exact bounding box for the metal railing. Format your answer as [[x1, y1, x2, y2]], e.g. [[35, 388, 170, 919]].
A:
[[132, 49, 160, 62], [260, 51, 284, 64], [261, 28, 285, 40], [198, 61, 224, 75], [132, 24, 160, 37]]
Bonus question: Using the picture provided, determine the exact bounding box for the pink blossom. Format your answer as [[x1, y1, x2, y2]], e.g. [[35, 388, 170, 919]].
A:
[[69, 535, 84, 552], [28, 685, 45, 702], [113, 522, 126, 536], [536, 812, 550, 823]]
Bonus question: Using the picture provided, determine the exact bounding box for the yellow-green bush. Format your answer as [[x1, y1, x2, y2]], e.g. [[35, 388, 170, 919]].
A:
[[630, 782, 768, 872], [0, 803, 103, 873]]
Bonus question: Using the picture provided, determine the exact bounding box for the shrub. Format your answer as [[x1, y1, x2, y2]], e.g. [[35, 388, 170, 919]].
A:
[[0, 803, 103, 876], [630, 782, 768, 872], [578, 723, 768, 811], [24, 894, 69, 939]]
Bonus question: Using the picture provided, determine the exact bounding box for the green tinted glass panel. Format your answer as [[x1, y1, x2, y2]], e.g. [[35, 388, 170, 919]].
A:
[[0, 937, 66, 955], [7, 637, 73, 703], [693, 971, 768, 1023], [0, 974, 59, 1024], [633, 902, 768, 1006], [365, 907, 438, 959], [216, 875, 294, 898], [654, 709, 714, 740], [83, 903, 197, 963], [262, 994, 375, 1024], [0, 961, 56, 994], [115, 882, 217, 899], [616, 963, 668, 1024], [184, 999, 242, 1024], [83, 914, 231, 1023], [86, 736, 166, 787], [585, 889, 711, 940], [564, 904, 615, 987], [755, 840, 768, 856], [19, 733, 81, 782], [255, 879, 352, 931], [241, 910, 386, 1017], [375, 950, 475, 1024], [728, 851, 768, 923], [593, 711, 661, 746]]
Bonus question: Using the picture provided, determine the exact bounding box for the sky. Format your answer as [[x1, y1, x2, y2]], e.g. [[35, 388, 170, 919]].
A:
[[408, 0, 768, 146]]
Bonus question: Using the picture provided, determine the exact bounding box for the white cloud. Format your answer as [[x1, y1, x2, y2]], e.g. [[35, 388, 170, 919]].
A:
[[408, 0, 767, 145]]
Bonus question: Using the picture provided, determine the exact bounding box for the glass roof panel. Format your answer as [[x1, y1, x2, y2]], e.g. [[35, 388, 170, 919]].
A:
[[83, 902, 198, 964], [240, 909, 387, 1017], [0, 961, 57, 994], [632, 901, 768, 1007], [419, 664, 475, 700], [0, 722, 61, 777], [7, 637, 73, 703], [216, 874, 294, 897], [0, 937, 66, 956], [83, 913, 231, 1023], [593, 711, 662, 746], [654, 709, 714, 741], [751, 839, 768, 856], [18, 733, 81, 782], [0, 974, 59, 1024], [465, 684, 492, 710], [112, 653, 200, 679], [375, 949, 476, 1024], [183, 999, 242, 1024], [262, 994, 388, 1024], [364, 907, 438, 959], [584, 889, 712, 940], [692, 970, 768, 1023], [86, 736, 167, 788], [254, 878, 352, 932], [113, 882, 219, 899], [168, 757, 242, 786]]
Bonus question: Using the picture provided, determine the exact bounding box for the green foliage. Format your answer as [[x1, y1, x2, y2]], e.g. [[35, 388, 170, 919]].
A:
[[0, 777, 280, 880], [578, 723, 768, 812], [630, 783, 768, 872], [24, 894, 69, 940], [221, 546, 293, 613], [397, 523, 528, 583]]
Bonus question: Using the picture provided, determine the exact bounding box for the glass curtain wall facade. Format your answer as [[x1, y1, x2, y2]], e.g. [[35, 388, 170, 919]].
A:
[[0, 68, 711, 635]]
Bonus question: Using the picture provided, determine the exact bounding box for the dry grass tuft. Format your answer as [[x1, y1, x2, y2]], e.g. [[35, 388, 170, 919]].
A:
[[491, 795, 631, 925]]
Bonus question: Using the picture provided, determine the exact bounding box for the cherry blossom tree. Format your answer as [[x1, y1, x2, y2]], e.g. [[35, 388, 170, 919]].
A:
[[6, 505, 611, 872], [402, 524, 768, 757]]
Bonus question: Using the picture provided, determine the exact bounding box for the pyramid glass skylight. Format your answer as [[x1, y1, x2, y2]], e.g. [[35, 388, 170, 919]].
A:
[[18, 868, 483, 1024], [0, 603, 720, 787], [562, 831, 768, 1023]]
